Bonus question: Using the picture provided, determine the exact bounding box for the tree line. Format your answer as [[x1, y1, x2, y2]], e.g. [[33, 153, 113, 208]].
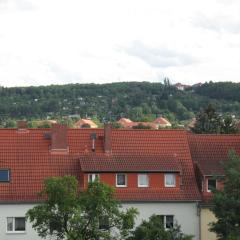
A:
[[0, 81, 240, 127]]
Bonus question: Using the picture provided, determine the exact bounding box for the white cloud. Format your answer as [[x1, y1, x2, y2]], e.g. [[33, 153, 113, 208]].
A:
[[0, 0, 240, 87]]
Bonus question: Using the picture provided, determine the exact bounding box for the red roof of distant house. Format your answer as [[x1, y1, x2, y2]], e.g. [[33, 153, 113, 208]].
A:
[[75, 119, 98, 128], [118, 118, 159, 129], [188, 133, 240, 175], [153, 117, 171, 125], [0, 128, 200, 202]]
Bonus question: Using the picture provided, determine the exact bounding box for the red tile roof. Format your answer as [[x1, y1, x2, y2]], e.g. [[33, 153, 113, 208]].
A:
[[74, 119, 98, 128], [80, 154, 181, 172], [188, 133, 240, 175], [153, 117, 171, 126], [0, 128, 200, 202]]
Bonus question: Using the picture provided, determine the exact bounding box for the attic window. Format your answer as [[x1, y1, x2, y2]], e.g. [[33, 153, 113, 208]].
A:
[[207, 179, 217, 192], [165, 174, 176, 187], [0, 169, 10, 182]]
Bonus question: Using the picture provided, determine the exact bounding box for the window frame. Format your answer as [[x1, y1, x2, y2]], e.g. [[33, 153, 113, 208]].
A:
[[138, 174, 149, 187], [88, 173, 100, 183], [157, 215, 174, 229], [207, 178, 217, 192], [6, 217, 26, 234], [0, 169, 10, 182], [116, 173, 127, 187], [164, 173, 176, 187]]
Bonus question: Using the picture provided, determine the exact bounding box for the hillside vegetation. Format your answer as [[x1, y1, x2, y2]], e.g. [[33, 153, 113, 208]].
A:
[[0, 81, 239, 126]]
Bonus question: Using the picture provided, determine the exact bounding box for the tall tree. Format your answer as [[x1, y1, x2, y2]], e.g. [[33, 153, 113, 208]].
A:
[[192, 104, 238, 134], [191, 104, 222, 134], [210, 150, 240, 239], [26, 176, 138, 240]]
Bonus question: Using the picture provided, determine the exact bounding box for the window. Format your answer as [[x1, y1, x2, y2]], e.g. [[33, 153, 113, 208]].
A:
[[157, 215, 174, 229], [99, 216, 109, 230], [138, 174, 149, 187], [165, 174, 176, 187], [116, 173, 127, 187], [0, 169, 10, 182], [88, 174, 99, 183], [165, 215, 174, 229], [7, 217, 26, 233], [207, 179, 217, 192]]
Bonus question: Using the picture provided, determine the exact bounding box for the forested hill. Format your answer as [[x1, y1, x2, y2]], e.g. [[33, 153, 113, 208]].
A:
[[0, 81, 239, 123]]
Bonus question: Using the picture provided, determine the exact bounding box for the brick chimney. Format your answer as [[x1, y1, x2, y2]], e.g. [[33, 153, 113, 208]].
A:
[[16, 120, 28, 133], [104, 123, 112, 154], [50, 124, 68, 154], [17, 120, 28, 130]]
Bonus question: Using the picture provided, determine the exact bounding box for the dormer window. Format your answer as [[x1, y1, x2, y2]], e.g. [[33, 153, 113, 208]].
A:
[[88, 174, 99, 183], [138, 174, 149, 187], [207, 178, 217, 192], [165, 173, 176, 187], [116, 173, 127, 187], [0, 169, 10, 182]]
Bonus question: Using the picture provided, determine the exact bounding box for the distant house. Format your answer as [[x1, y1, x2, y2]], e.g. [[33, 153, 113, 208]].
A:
[[153, 117, 172, 128], [118, 117, 171, 129], [74, 118, 98, 128], [174, 83, 191, 91], [117, 118, 133, 128]]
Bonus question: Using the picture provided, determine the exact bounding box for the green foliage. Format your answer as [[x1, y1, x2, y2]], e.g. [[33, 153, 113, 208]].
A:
[[191, 104, 222, 133], [26, 176, 138, 240], [0, 81, 240, 124], [191, 104, 238, 134], [129, 215, 193, 240], [132, 123, 152, 129], [4, 119, 17, 128], [210, 150, 240, 239]]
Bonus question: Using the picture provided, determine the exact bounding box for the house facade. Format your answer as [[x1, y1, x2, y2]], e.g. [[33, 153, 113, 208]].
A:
[[0, 124, 202, 239], [188, 134, 240, 240]]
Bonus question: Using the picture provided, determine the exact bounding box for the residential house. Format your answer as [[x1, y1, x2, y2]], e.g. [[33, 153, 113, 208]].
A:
[[0, 124, 200, 239], [153, 117, 172, 128], [74, 118, 98, 128], [188, 134, 240, 240], [117, 117, 171, 129]]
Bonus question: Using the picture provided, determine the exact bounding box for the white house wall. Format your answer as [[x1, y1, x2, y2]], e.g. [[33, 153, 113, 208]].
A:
[[0, 202, 199, 240], [122, 202, 200, 240]]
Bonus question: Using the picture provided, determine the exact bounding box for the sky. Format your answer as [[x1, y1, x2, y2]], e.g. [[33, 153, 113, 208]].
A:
[[0, 0, 240, 87]]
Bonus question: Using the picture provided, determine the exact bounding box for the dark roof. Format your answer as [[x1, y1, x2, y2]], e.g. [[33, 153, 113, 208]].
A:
[[80, 154, 181, 172], [188, 133, 240, 175]]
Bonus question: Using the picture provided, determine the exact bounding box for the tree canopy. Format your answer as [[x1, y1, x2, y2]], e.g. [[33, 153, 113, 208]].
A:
[[1, 81, 240, 127], [210, 150, 240, 239], [191, 104, 238, 134], [26, 176, 138, 240], [128, 214, 193, 240]]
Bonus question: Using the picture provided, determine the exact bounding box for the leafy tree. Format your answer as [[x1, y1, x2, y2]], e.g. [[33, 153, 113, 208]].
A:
[[210, 150, 240, 239], [191, 104, 222, 134], [132, 123, 152, 129], [221, 116, 238, 134], [129, 214, 193, 240], [26, 176, 138, 240], [192, 105, 238, 134], [4, 119, 17, 128]]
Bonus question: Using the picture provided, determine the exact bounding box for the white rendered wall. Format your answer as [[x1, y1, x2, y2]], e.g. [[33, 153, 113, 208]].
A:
[[122, 202, 200, 240], [0, 204, 40, 240], [0, 202, 199, 240]]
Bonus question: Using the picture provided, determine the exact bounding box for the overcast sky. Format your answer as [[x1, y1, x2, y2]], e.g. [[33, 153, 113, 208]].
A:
[[0, 0, 240, 87]]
